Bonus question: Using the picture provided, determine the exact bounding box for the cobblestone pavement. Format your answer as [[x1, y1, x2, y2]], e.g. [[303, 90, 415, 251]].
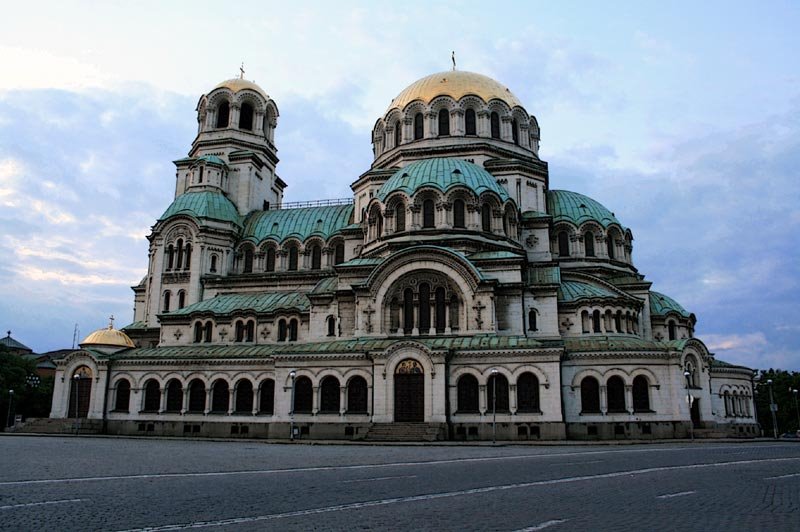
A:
[[0, 436, 798, 531]]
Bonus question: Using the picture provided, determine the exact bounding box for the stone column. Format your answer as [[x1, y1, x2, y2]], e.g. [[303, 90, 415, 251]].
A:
[[444, 301, 451, 334], [312, 386, 319, 415], [204, 389, 212, 415], [600, 385, 608, 415], [253, 386, 260, 416], [510, 384, 518, 414], [182, 388, 189, 414], [428, 300, 436, 335], [228, 388, 235, 415], [625, 385, 633, 414], [159, 387, 167, 413], [340, 387, 347, 416], [479, 384, 487, 415], [412, 301, 419, 336]]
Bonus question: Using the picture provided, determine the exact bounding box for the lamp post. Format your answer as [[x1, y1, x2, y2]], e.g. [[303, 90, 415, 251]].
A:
[[72, 373, 80, 435], [684, 371, 693, 441], [6, 390, 13, 429], [289, 370, 296, 441], [767, 379, 778, 439], [791, 388, 799, 434], [491, 368, 498, 444]]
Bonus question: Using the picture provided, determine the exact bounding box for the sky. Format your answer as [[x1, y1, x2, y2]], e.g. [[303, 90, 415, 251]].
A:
[[0, 1, 798, 370]]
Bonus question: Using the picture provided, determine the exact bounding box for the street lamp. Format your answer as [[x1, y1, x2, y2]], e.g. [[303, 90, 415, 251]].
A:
[[289, 370, 297, 441], [684, 371, 693, 441], [767, 379, 778, 439], [6, 390, 13, 429], [491, 368, 498, 444], [791, 388, 799, 434]]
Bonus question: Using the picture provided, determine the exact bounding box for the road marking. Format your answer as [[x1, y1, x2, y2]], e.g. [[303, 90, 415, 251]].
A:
[[656, 490, 696, 499], [341, 474, 417, 483], [513, 519, 569, 531], [0, 498, 85, 510], [548, 460, 602, 466], [764, 472, 800, 480], [0, 444, 783, 487], [115, 457, 800, 531]]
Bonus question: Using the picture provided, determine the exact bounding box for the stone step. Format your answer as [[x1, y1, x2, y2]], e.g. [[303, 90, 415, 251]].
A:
[[364, 423, 442, 442], [8, 417, 103, 435]]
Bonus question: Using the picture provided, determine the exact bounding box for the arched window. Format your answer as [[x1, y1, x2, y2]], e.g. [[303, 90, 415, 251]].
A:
[[528, 309, 537, 331], [438, 109, 450, 136], [239, 102, 254, 130], [166, 244, 175, 270], [403, 288, 414, 334], [235, 380, 253, 413], [211, 380, 229, 413], [216, 101, 230, 128], [288, 245, 298, 271], [422, 199, 435, 228], [198, 166, 204, 183], [194, 322, 203, 343], [585, 231, 595, 257], [465, 108, 476, 135], [449, 294, 460, 331], [558, 231, 570, 257], [487, 373, 510, 412], [143, 380, 160, 412], [266, 248, 276, 272], [311, 244, 321, 270], [289, 318, 298, 341], [162, 291, 171, 313], [184, 243, 191, 270], [517, 372, 540, 413], [632, 376, 650, 412], [394, 121, 402, 147], [435, 287, 446, 333], [166, 380, 183, 412], [203, 321, 212, 342], [327, 316, 336, 337], [413, 113, 424, 140], [114, 379, 131, 412], [320, 376, 340, 413], [418, 283, 431, 332], [259, 379, 275, 414], [235, 320, 245, 342], [395, 204, 406, 232], [668, 321, 677, 341], [615, 310, 622, 333], [210, 254, 218, 273], [685, 355, 699, 388], [293, 376, 313, 413], [375, 211, 383, 238], [607, 376, 626, 413], [453, 199, 465, 228], [481, 204, 492, 232], [607, 236, 616, 259], [347, 376, 368, 413], [334, 243, 345, 265], [581, 310, 590, 333], [490, 112, 500, 138], [178, 291, 186, 309], [512, 118, 519, 145], [277, 319, 287, 342], [176, 239, 184, 269], [188, 379, 206, 413], [457, 374, 479, 413], [246, 320, 254, 342], [723, 391, 731, 417], [242, 248, 254, 273], [592, 310, 602, 333], [580, 376, 600, 413]]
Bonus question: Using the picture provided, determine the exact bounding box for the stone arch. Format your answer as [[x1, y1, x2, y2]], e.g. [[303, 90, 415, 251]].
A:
[[509, 365, 550, 387], [570, 368, 605, 388]]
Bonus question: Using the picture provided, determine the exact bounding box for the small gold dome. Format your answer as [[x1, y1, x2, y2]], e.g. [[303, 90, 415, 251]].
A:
[[80, 324, 135, 349], [214, 78, 269, 99], [387, 70, 523, 113]]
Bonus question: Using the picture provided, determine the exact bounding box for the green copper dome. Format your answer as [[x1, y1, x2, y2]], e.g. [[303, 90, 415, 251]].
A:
[[649, 291, 691, 318], [159, 191, 241, 226], [377, 158, 509, 202], [243, 204, 354, 243], [547, 190, 624, 228]]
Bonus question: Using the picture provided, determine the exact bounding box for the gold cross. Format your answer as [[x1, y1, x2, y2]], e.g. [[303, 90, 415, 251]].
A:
[[239, 62, 245, 79], [108, 315, 115, 328]]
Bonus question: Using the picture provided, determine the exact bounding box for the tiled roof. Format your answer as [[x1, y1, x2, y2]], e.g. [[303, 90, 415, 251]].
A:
[[547, 190, 624, 229], [310, 276, 338, 294], [336, 257, 384, 267], [1, 333, 32, 352], [242, 204, 353, 244], [377, 158, 509, 202], [159, 191, 241, 226], [557, 280, 619, 302], [166, 292, 310, 317], [468, 250, 523, 261], [649, 291, 691, 318], [564, 336, 675, 353]]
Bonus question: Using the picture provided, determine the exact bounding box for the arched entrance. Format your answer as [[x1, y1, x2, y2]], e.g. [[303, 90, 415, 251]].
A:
[[67, 366, 93, 418], [394, 359, 424, 422], [690, 398, 701, 429]]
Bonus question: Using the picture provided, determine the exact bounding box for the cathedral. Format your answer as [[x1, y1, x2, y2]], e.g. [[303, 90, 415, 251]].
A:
[[49, 69, 758, 440]]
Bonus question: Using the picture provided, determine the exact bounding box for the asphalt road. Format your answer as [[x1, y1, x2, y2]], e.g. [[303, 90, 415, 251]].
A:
[[0, 436, 798, 531]]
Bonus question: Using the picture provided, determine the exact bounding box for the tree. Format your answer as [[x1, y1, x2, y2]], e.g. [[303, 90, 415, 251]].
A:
[[0, 345, 54, 429], [755, 369, 800, 436]]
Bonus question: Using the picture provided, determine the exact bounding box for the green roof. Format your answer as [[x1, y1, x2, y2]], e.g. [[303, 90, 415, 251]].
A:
[[159, 191, 241, 226], [196, 155, 227, 166], [564, 336, 677, 353], [377, 158, 510, 202], [1, 333, 32, 352], [649, 291, 691, 318], [166, 292, 310, 317], [242, 204, 353, 244], [528, 266, 561, 286], [310, 276, 338, 294], [547, 190, 624, 229], [468, 250, 523, 261], [557, 280, 619, 302]]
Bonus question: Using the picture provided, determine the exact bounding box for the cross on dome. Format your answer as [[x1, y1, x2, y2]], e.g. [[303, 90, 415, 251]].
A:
[[108, 315, 115, 329], [239, 62, 245, 80]]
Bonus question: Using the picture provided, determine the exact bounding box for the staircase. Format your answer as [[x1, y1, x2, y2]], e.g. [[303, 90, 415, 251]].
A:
[[6, 417, 103, 435], [364, 423, 443, 442]]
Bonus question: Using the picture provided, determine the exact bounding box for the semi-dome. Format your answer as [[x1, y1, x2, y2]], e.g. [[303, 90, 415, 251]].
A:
[[377, 158, 509, 202], [650, 291, 691, 318], [547, 190, 624, 229], [387, 70, 523, 112], [214, 78, 269, 99], [80, 324, 135, 350], [159, 191, 241, 226]]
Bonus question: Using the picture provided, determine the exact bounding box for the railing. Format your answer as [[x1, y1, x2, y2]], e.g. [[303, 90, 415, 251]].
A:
[[274, 198, 354, 210]]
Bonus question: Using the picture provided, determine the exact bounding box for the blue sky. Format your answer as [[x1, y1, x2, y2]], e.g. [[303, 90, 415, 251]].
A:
[[1, 1, 798, 369]]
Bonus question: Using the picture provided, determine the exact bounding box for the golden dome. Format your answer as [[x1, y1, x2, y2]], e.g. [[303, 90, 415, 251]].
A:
[[80, 324, 135, 349], [213, 78, 269, 99], [387, 70, 523, 113]]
